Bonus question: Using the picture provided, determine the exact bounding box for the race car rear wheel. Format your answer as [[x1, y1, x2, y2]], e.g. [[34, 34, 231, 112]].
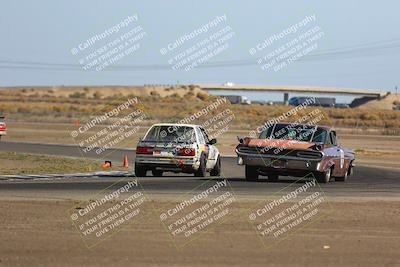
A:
[[267, 174, 279, 181], [152, 170, 163, 177], [245, 165, 259, 181], [210, 156, 221, 176], [195, 155, 207, 177], [316, 167, 331, 183], [135, 163, 147, 177]]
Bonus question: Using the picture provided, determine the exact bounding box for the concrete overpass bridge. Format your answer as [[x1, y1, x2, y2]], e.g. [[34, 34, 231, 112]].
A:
[[199, 84, 389, 103]]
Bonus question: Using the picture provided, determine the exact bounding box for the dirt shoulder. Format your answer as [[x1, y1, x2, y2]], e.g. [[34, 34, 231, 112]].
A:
[[0, 152, 105, 175], [0, 199, 398, 267]]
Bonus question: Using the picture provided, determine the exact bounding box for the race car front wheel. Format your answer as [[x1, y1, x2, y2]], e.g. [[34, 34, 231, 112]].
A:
[[316, 167, 331, 183]]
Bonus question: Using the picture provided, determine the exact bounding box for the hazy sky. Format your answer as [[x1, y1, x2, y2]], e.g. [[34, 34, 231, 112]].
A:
[[0, 0, 399, 92]]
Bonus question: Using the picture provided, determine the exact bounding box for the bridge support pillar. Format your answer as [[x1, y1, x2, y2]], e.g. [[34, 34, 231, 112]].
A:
[[283, 93, 289, 105]]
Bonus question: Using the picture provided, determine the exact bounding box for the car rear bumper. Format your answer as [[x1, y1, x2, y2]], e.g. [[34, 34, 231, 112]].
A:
[[236, 150, 324, 172], [135, 155, 200, 172]]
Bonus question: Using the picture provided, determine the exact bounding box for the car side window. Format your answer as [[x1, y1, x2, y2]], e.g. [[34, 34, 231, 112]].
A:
[[200, 128, 210, 143], [196, 127, 205, 144], [323, 131, 331, 145], [330, 131, 338, 146]]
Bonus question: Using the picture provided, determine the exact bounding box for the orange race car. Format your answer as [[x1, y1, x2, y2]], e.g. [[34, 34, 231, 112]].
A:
[[236, 122, 355, 183]]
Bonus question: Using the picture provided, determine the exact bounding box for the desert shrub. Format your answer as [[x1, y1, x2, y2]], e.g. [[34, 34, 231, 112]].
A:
[[150, 91, 160, 97], [52, 106, 62, 113], [196, 92, 208, 101], [69, 92, 86, 98], [170, 93, 181, 98], [17, 107, 30, 113], [93, 92, 102, 99], [359, 113, 379, 121]]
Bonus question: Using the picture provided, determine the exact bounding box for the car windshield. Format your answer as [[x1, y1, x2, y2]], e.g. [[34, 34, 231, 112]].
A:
[[144, 125, 195, 143], [259, 124, 327, 143]]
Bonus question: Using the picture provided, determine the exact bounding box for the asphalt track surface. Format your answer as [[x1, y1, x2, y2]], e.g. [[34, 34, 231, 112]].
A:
[[1, 141, 399, 198]]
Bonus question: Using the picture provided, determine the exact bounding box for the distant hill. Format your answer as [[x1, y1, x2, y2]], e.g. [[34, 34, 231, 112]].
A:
[[0, 85, 206, 99]]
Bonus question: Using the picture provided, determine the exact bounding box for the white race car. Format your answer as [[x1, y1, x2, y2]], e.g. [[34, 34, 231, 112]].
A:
[[0, 116, 6, 140], [134, 123, 221, 177]]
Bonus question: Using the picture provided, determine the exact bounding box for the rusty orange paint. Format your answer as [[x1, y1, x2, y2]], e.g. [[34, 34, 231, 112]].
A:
[[247, 139, 315, 150]]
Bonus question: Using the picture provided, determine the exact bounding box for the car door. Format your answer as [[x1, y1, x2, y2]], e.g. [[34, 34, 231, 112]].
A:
[[334, 132, 352, 177], [195, 126, 207, 156], [320, 130, 338, 172], [329, 131, 344, 177], [199, 127, 218, 169]]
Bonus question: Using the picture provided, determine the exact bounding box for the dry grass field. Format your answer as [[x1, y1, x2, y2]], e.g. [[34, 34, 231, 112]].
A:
[[0, 86, 399, 131]]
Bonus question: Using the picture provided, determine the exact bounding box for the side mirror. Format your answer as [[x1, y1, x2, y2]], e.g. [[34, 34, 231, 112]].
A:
[[208, 138, 217, 145]]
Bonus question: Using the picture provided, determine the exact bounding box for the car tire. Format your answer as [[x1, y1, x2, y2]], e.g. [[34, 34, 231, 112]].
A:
[[210, 156, 221, 176], [152, 170, 163, 177], [267, 174, 279, 181], [348, 162, 354, 176], [335, 168, 348, 182], [316, 167, 331, 183], [135, 163, 147, 177], [195, 155, 207, 177], [245, 165, 259, 181]]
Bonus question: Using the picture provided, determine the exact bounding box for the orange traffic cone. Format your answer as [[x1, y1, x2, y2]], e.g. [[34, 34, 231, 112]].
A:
[[123, 155, 129, 168], [102, 161, 112, 169]]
